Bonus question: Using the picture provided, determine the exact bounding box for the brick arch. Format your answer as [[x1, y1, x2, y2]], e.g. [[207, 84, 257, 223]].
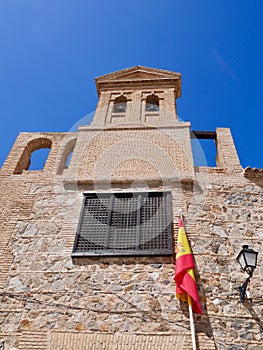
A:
[[14, 137, 52, 174], [113, 95, 127, 113], [57, 137, 77, 174], [145, 93, 159, 112]]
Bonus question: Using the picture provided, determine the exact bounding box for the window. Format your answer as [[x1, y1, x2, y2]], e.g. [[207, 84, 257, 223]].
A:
[[113, 95, 127, 113], [146, 94, 159, 112], [72, 191, 173, 257]]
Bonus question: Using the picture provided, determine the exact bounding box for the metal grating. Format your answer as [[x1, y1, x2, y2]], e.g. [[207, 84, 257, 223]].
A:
[[72, 192, 173, 257]]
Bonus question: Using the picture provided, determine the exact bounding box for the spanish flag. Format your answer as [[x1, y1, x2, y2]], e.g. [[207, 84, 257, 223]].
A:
[[174, 218, 202, 314]]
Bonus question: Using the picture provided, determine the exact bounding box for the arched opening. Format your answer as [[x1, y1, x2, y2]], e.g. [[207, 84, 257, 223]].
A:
[[57, 138, 77, 174], [146, 94, 159, 112], [113, 95, 127, 113], [14, 138, 52, 174], [65, 151, 73, 169], [28, 148, 51, 170]]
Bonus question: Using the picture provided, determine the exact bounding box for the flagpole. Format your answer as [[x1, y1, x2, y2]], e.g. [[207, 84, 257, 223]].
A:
[[179, 209, 197, 350], [188, 294, 197, 350]]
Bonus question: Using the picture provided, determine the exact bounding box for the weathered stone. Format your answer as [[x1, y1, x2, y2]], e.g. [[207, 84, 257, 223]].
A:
[[120, 273, 133, 281], [150, 264, 163, 269]]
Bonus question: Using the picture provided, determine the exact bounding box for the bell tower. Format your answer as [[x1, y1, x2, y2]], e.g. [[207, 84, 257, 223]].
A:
[[91, 65, 182, 127], [67, 65, 195, 183]]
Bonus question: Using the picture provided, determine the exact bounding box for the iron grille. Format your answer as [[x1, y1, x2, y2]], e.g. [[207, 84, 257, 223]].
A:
[[72, 191, 173, 257]]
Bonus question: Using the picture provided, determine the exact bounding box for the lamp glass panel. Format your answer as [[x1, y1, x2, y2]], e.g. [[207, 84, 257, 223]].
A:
[[244, 251, 257, 268], [238, 253, 246, 270]]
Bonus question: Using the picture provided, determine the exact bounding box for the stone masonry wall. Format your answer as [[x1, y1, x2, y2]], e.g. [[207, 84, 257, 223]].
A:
[[0, 129, 262, 350]]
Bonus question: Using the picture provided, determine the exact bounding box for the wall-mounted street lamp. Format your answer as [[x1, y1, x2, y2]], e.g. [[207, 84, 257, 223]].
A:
[[236, 245, 258, 302]]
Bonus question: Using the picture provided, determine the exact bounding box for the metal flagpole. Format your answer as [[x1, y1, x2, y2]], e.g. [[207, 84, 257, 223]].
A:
[[178, 209, 197, 350], [188, 294, 197, 350]]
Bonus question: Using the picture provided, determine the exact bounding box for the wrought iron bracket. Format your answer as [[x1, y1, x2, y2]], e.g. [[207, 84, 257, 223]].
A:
[[237, 272, 252, 303]]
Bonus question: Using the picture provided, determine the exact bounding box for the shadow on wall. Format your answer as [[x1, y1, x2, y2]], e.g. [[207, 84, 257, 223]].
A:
[[178, 264, 217, 350], [244, 301, 263, 333]]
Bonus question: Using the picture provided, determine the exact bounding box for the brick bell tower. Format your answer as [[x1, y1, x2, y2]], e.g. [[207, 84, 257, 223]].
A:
[[64, 65, 197, 185], [61, 65, 241, 187], [92, 65, 181, 126]]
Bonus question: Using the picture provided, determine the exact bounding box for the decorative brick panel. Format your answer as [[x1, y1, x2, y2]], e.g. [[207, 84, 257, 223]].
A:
[[50, 332, 187, 350], [19, 332, 47, 350]]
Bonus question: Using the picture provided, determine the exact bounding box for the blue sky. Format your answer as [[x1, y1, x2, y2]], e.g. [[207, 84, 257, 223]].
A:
[[0, 0, 262, 168]]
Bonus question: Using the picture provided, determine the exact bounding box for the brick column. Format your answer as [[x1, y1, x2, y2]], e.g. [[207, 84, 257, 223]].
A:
[[216, 128, 242, 173]]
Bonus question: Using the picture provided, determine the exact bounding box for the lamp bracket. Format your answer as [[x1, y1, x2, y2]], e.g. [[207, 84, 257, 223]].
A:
[[238, 276, 251, 303]]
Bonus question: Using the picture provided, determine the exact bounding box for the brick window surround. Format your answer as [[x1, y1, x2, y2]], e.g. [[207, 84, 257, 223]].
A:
[[72, 191, 173, 257]]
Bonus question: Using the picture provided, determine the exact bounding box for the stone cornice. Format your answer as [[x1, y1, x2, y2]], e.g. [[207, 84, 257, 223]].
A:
[[95, 65, 182, 98]]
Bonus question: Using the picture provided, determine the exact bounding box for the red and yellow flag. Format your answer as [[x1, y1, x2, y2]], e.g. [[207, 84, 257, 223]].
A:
[[174, 218, 202, 314]]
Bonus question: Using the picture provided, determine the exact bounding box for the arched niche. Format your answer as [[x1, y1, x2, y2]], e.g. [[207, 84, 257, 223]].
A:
[[14, 137, 52, 174], [146, 94, 159, 112], [113, 95, 127, 113], [57, 137, 77, 174]]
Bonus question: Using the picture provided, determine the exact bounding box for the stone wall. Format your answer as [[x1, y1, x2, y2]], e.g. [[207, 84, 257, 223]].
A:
[[0, 140, 262, 349]]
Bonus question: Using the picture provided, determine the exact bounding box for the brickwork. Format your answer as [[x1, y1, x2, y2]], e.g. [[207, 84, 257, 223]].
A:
[[64, 125, 195, 183], [0, 67, 262, 350]]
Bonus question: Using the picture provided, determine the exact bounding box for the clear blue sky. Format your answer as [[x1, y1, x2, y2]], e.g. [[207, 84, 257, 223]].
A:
[[0, 0, 262, 168]]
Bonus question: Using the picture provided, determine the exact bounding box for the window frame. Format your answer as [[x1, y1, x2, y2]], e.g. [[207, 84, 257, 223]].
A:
[[72, 191, 173, 257]]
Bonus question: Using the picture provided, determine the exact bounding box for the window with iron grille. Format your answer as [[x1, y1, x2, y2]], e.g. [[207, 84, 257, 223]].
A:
[[72, 191, 173, 257]]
